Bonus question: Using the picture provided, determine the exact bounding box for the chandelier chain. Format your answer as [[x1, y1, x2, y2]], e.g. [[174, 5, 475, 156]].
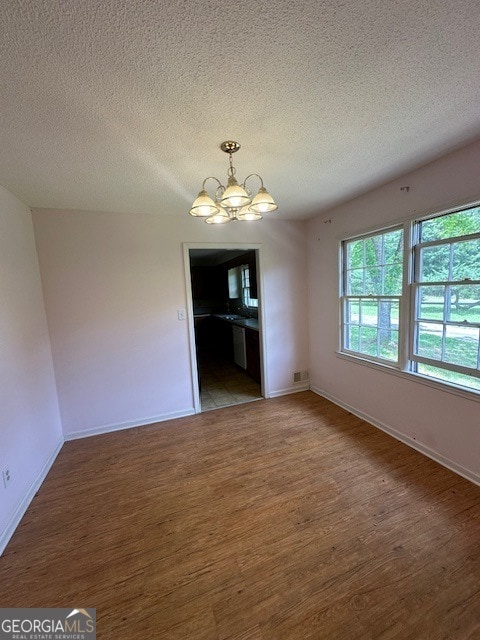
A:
[[227, 153, 236, 179]]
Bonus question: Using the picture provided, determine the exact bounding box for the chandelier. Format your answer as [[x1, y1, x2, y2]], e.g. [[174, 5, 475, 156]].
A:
[[188, 141, 278, 224]]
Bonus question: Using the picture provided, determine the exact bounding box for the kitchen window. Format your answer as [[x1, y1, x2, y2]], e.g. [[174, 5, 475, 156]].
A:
[[340, 201, 480, 394], [241, 265, 258, 308]]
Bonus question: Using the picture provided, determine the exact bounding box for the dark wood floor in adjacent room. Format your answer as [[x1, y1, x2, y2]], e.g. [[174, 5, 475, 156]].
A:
[[1, 391, 480, 639]]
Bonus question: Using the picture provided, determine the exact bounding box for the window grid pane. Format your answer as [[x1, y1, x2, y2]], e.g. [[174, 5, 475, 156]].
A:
[[413, 205, 480, 389], [345, 230, 403, 297], [343, 295, 400, 362], [418, 286, 445, 321], [420, 205, 480, 242]]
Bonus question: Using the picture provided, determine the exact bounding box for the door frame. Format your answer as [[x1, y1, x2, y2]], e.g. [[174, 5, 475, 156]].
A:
[[182, 242, 268, 413]]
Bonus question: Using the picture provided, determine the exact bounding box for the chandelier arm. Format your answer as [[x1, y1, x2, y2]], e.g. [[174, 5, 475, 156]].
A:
[[201, 176, 224, 191], [243, 173, 265, 189]]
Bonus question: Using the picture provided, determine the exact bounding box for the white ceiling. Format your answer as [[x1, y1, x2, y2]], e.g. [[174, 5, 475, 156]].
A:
[[1, 0, 479, 220]]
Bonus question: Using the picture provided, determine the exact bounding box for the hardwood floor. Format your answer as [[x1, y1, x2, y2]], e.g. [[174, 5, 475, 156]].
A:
[[1, 391, 480, 639]]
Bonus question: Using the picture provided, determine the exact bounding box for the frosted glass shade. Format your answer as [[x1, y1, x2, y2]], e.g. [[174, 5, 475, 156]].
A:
[[237, 205, 262, 221], [220, 176, 251, 209], [249, 187, 278, 213], [205, 209, 231, 224], [189, 190, 219, 217]]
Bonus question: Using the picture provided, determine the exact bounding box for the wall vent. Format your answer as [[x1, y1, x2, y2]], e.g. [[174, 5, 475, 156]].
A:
[[293, 370, 309, 383]]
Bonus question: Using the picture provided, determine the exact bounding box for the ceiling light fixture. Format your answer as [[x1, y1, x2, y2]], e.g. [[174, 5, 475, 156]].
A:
[[188, 141, 278, 224]]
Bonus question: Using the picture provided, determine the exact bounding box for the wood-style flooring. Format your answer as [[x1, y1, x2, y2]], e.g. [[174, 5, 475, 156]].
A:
[[1, 391, 480, 639]]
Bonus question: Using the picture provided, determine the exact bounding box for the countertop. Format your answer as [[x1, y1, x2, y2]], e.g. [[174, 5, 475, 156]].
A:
[[196, 313, 259, 331]]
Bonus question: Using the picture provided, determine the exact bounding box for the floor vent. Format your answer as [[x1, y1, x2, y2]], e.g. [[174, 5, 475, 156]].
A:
[[293, 370, 309, 383]]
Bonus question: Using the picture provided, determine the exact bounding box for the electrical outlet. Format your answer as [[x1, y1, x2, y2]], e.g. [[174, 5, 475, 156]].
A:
[[2, 466, 11, 488]]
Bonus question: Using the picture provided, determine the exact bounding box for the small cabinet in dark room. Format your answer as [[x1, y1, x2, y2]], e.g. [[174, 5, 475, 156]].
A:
[[245, 328, 261, 383]]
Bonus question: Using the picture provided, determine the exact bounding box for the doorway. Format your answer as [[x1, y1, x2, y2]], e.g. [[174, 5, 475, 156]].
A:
[[186, 246, 264, 412]]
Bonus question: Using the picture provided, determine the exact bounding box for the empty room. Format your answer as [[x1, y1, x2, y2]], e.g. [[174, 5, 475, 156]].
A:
[[1, 1, 479, 638]]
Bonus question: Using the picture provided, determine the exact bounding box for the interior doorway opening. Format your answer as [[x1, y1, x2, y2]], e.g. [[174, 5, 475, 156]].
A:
[[188, 247, 264, 412]]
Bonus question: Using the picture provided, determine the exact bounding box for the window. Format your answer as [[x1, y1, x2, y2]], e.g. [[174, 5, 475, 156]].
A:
[[342, 227, 404, 364], [340, 202, 480, 394], [241, 265, 258, 308], [411, 205, 480, 391]]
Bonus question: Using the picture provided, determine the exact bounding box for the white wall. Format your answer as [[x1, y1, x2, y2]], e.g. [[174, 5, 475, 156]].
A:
[[32, 211, 309, 438], [0, 186, 63, 553], [307, 139, 480, 483]]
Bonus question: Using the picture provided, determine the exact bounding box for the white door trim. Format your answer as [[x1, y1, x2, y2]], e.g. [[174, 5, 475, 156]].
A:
[[182, 242, 268, 413]]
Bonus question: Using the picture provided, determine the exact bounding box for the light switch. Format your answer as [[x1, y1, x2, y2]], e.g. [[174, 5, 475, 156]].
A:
[[177, 309, 186, 320]]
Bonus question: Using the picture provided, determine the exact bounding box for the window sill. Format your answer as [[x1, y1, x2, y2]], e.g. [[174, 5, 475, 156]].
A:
[[335, 351, 480, 403]]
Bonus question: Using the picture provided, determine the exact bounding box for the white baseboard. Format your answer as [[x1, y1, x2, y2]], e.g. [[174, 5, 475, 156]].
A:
[[310, 385, 480, 488], [64, 407, 196, 441], [0, 438, 64, 556], [268, 383, 310, 398]]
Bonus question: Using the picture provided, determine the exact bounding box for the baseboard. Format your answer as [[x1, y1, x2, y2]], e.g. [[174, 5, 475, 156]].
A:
[[0, 438, 64, 556], [268, 383, 310, 398], [64, 407, 196, 441], [310, 385, 480, 488]]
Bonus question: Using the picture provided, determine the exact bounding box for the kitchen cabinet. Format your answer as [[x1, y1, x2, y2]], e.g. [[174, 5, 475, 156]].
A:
[[245, 328, 261, 383], [209, 317, 233, 359], [194, 315, 211, 348], [208, 317, 260, 381], [191, 266, 227, 300]]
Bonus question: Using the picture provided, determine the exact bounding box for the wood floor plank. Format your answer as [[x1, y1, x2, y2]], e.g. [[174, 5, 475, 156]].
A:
[[1, 391, 480, 639]]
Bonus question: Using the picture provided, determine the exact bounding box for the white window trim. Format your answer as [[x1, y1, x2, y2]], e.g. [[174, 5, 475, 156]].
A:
[[241, 264, 258, 308], [335, 349, 480, 402], [410, 216, 480, 381], [338, 199, 480, 399], [340, 223, 405, 368]]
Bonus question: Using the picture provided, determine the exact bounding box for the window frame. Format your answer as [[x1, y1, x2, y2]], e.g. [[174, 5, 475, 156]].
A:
[[340, 224, 406, 367], [338, 200, 480, 398], [409, 225, 480, 383], [241, 265, 258, 309]]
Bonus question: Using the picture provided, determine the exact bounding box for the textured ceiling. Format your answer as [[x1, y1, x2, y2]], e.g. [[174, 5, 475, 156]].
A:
[[1, 0, 479, 220]]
